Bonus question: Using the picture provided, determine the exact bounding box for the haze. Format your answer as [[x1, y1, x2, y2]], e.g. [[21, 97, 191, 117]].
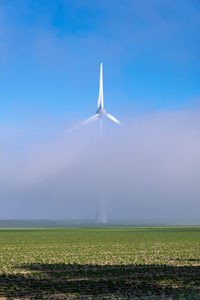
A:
[[0, 109, 199, 224]]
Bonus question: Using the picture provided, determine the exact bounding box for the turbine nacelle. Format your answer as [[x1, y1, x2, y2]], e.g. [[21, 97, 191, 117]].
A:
[[96, 107, 107, 115]]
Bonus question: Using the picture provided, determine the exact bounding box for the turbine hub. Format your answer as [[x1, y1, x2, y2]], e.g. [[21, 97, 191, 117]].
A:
[[96, 107, 106, 115]]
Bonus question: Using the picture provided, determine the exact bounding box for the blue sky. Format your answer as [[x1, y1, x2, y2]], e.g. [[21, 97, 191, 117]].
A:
[[0, 0, 200, 125]]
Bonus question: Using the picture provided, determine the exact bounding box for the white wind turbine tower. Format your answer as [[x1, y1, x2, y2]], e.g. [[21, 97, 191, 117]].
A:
[[72, 62, 120, 223]]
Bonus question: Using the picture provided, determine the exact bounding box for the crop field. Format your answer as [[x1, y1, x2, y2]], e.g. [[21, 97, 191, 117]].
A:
[[0, 227, 199, 299]]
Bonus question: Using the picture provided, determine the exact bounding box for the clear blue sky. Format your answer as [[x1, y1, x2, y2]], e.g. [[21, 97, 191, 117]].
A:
[[0, 0, 200, 124]]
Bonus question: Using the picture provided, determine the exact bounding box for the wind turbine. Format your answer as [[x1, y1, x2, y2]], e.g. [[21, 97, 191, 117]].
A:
[[71, 62, 120, 135], [71, 62, 120, 224]]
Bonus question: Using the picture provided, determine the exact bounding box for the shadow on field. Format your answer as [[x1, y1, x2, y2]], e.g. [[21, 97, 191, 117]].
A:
[[174, 258, 200, 262], [0, 264, 200, 298]]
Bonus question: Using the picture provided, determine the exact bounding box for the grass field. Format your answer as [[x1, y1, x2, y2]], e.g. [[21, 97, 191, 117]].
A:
[[0, 226, 199, 299]]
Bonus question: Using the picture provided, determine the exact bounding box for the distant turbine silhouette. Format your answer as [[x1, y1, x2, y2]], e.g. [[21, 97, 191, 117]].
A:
[[72, 63, 120, 223]]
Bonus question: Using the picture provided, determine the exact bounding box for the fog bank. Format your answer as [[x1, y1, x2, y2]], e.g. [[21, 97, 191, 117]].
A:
[[0, 109, 200, 224]]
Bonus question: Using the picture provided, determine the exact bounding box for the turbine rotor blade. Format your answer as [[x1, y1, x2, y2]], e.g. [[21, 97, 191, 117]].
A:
[[69, 114, 99, 131], [106, 113, 120, 125], [81, 113, 99, 125], [97, 62, 104, 109]]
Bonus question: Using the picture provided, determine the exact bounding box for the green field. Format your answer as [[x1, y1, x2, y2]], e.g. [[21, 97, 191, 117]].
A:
[[0, 227, 199, 299]]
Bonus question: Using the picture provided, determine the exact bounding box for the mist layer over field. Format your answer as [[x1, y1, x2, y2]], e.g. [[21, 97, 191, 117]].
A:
[[0, 109, 200, 223]]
